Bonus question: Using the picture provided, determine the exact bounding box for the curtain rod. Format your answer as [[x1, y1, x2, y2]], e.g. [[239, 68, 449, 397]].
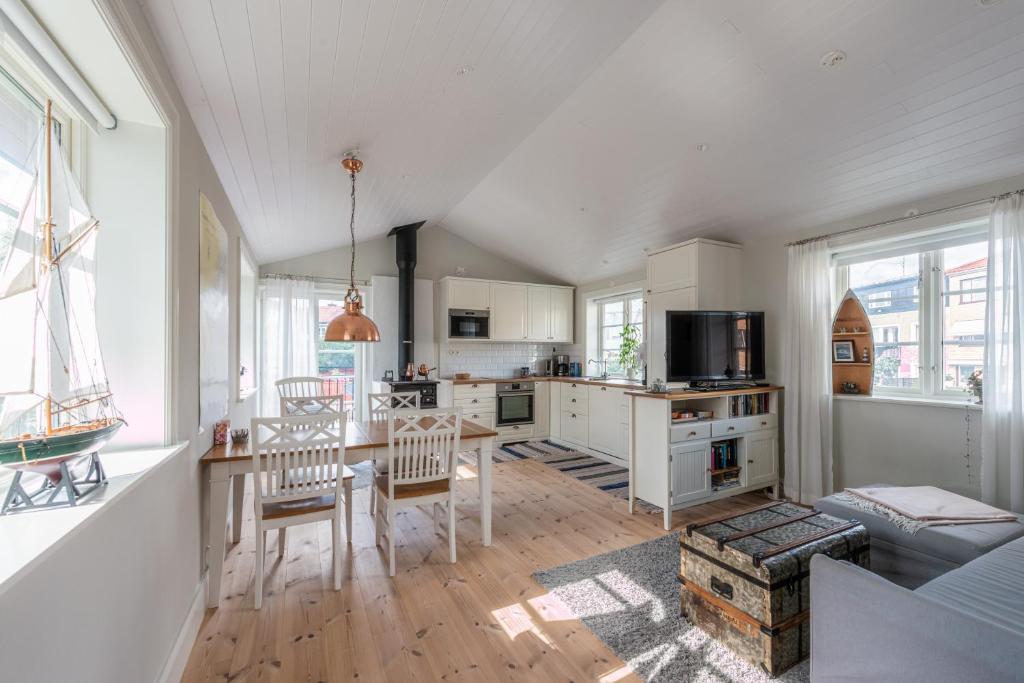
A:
[[262, 272, 370, 287], [785, 188, 1024, 248]]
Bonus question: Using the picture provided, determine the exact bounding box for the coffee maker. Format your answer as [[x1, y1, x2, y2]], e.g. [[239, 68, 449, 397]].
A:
[[553, 353, 570, 377]]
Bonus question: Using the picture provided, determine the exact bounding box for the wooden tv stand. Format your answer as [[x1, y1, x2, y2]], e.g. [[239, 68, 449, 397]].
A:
[[627, 385, 783, 530]]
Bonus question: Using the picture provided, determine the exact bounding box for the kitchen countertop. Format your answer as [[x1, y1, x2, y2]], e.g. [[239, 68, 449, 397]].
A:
[[624, 384, 784, 400], [446, 376, 646, 389]]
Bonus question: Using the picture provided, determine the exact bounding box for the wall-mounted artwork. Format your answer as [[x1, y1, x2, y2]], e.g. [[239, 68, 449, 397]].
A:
[[199, 193, 229, 431]]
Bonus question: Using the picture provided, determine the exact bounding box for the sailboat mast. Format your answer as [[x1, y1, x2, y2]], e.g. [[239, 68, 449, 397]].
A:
[[43, 100, 54, 436]]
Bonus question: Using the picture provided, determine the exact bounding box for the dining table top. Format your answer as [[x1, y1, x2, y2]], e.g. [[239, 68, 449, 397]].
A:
[[200, 418, 499, 464]]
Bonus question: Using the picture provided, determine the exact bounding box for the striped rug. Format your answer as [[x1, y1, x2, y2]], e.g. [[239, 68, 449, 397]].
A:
[[484, 440, 660, 514]]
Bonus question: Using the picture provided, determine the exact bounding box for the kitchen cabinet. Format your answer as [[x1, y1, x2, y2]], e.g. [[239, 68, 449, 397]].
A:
[[561, 410, 588, 446], [527, 286, 551, 341], [448, 278, 491, 310], [587, 386, 625, 458], [670, 442, 711, 505], [489, 283, 528, 341], [746, 430, 778, 488], [549, 287, 573, 342], [548, 381, 561, 439], [649, 242, 697, 292]]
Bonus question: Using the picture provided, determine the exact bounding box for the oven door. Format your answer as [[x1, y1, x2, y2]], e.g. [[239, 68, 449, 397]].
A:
[[497, 392, 534, 426], [449, 309, 490, 339]]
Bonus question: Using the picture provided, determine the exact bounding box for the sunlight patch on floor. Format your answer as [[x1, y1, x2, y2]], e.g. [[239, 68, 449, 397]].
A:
[[595, 569, 667, 623], [490, 602, 554, 645]]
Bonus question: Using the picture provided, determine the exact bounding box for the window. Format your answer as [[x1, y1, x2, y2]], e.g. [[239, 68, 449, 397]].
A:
[[595, 293, 643, 376], [837, 230, 988, 398], [316, 291, 362, 417]]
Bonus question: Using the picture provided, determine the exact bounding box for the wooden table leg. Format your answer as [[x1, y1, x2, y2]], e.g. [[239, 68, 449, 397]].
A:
[[478, 436, 493, 546], [207, 462, 230, 608], [231, 473, 246, 544]]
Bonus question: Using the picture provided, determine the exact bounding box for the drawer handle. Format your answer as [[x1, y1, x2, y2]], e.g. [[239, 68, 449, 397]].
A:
[[601, 387, 606, 391], [513, 425, 519, 430], [761, 420, 768, 426], [472, 384, 479, 388], [727, 426, 736, 432], [571, 383, 577, 388], [748, 459, 754, 464], [472, 415, 479, 419], [688, 431, 697, 437], [471, 398, 479, 403], [571, 413, 576, 418]]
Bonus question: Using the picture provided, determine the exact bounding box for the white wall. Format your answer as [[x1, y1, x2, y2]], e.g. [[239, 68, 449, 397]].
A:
[[260, 223, 564, 284], [742, 173, 1024, 505], [0, 2, 258, 682]]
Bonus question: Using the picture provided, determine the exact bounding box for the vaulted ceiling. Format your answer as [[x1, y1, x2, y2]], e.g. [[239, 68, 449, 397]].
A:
[[145, 0, 1024, 283]]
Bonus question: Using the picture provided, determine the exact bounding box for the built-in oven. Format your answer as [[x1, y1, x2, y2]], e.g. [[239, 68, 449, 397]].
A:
[[448, 309, 490, 339], [496, 382, 534, 426]]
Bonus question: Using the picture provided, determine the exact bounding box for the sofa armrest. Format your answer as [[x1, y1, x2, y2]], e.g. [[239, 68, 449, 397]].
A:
[[810, 555, 1024, 683]]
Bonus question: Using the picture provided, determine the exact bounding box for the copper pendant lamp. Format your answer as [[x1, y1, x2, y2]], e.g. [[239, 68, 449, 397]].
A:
[[324, 154, 380, 342]]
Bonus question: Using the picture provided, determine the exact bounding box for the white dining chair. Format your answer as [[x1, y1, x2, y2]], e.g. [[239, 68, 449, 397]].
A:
[[275, 376, 325, 416], [374, 407, 462, 577], [250, 412, 352, 608], [367, 392, 419, 516], [280, 394, 347, 423]]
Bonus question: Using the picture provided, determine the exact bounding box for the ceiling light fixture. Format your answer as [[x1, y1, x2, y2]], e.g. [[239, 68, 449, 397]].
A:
[[695, 143, 710, 152], [456, 65, 474, 76], [324, 153, 380, 343], [820, 50, 847, 69]]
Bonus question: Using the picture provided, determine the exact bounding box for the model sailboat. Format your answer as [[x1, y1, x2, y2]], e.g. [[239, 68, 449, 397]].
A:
[[0, 102, 122, 512]]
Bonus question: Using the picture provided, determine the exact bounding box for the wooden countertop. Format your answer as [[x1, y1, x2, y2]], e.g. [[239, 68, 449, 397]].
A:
[[201, 418, 498, 464], [449, 376, 646, 389], [625, 385, 785, 400]]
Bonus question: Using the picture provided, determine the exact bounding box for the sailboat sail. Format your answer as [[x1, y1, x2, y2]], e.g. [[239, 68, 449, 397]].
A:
[[0, 106, 118, 441]]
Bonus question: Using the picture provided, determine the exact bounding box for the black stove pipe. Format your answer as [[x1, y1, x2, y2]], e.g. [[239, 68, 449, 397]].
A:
[[387, 221, 425, 373]]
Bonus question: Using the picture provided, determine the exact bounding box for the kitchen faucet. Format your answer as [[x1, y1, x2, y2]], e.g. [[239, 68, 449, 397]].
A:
[[588, 358, 608, 380]]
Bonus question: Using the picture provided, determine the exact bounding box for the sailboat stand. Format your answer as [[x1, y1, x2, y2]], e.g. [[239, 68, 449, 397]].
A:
[[1, 452, 107, 514]]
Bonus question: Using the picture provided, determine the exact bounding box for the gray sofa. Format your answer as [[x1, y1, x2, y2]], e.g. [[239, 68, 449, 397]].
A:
[[811, 536, 1024, 682]]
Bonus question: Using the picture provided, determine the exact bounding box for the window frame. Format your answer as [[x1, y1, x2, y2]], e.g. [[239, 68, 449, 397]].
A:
[[594, 291, 643, 377], [834, 223, 988, 401]]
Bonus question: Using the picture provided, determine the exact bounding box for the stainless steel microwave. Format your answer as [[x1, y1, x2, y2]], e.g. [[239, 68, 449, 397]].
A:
[[448, 309, 490, 339]]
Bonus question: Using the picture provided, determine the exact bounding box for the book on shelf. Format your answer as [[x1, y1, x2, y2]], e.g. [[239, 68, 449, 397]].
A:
[[728, 392, 771, 418]]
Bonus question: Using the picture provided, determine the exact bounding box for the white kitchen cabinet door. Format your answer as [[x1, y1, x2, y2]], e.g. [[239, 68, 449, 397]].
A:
[[648, 243, 697, 292], [448, 279, 491, 310], [548, 381, 562, 439], [646, 286, 697, 382], [746, 430, 778, 488], [527, 286, 551, 341], [670, 441, 711, 505], [587, 386, 624, 457], [561, 410, 587, 446], [534, 381, 550, 437], [490, 283, 528, 341], [549, 287, 573, 342]]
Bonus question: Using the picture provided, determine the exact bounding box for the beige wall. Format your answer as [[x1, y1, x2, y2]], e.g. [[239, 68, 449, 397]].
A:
[[260, 223, 565, 285]]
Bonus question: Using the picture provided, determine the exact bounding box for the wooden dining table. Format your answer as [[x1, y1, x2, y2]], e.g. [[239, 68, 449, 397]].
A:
[[200, 418, 498, 608]]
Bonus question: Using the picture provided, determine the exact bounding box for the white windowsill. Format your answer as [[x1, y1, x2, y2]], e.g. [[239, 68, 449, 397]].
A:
[[0, 442, 188, 598], [834, 394, 982, 411]]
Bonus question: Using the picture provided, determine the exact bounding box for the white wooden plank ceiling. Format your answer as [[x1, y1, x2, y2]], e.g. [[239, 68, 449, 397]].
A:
[[145, 0, 1024, 283], [141, 0, 662, 265]]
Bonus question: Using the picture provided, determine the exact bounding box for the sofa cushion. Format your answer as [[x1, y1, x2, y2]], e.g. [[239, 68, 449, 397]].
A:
[[815, 485, 1024, 566], [916, 536, 1024, 637]]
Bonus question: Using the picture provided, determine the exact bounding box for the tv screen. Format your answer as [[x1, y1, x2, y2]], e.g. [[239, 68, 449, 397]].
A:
[[666, 311, 765, 382]]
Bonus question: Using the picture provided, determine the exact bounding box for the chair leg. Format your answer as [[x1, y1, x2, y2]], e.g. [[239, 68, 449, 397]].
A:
[[332, 516, 342, 590], [278, 527, 286, 558], [448, 498, 456, 564], [369, 480, 376, 516], [433, 502, 441, 536], [344, 479, 353, 544], [387, 505, 396, 577], [254, 524, 265, 609], [375, 497, 383, 548]]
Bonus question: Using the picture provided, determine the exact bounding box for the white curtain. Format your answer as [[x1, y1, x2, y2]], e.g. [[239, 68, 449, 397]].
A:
[[783, 241, 834, 504], [982, 191, 1024, 512], [259, 276, 317, 416]]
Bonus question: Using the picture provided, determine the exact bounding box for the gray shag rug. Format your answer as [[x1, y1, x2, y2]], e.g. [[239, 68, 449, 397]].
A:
[[533, 534, 810, 682]]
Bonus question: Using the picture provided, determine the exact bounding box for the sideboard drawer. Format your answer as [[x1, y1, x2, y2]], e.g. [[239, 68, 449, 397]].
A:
[[670, 421, 712, 443]]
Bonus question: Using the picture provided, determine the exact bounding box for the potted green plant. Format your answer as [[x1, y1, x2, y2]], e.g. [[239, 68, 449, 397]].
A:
[[618, 323, 641, 380]]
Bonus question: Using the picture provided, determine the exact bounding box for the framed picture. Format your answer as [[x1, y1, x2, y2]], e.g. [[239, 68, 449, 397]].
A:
[[832, 340, 855, 363]]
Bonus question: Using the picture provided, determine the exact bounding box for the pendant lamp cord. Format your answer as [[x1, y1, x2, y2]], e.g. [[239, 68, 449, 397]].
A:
[[348, 167, 357, 296]]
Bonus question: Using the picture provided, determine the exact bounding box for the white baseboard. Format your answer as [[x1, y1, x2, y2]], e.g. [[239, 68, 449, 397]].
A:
[[156, 576, 206, 683]]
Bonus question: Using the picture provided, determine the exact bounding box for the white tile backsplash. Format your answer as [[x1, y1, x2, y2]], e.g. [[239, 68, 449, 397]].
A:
[[440, 341, 573, 378]]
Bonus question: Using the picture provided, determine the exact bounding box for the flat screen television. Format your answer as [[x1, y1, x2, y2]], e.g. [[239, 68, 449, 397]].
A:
[[666, 311, 765, 382]]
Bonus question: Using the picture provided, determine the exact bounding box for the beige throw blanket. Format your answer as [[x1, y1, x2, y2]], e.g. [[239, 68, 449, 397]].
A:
[[846, 486, 1017, 525]]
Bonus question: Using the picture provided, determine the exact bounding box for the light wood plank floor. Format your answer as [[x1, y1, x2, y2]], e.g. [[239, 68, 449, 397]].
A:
[[183, 459, 772, 682]]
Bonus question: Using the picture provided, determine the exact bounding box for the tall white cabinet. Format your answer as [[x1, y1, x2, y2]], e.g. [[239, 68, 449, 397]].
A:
[[645, 239, 743, 382]]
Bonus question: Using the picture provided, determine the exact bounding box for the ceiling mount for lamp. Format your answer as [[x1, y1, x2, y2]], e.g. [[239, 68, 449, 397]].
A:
[[324, 152, 380, 342]]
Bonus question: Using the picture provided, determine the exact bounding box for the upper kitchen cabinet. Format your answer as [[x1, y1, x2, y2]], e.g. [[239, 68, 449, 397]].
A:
[[527, 286, 574, 343], [490, 282, 528, 340], [439, 277, 574, 343], [447, 278, 491, 310]]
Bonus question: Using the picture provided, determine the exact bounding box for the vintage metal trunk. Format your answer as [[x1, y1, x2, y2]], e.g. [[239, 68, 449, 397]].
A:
[[680, 501, 869, 675]]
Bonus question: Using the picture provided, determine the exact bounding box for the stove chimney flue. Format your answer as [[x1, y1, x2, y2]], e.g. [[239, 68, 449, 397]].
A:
[[387, 221, 426, 372]]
